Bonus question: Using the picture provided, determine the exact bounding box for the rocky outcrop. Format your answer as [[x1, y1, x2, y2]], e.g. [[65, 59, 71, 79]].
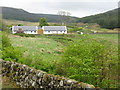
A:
[[1, 59, 95, 89]]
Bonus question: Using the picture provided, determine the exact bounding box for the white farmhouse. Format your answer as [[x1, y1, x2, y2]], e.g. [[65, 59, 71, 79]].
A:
[[12, 26, 67, 34], [12, 26, 38, 34], [42, 26, 67, 34]]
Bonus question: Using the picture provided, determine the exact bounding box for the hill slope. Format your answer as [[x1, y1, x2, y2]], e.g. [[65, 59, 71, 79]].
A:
[[1, 7, 119, 29], [1, 7, 78, 22], [77, 8, 119, 29]]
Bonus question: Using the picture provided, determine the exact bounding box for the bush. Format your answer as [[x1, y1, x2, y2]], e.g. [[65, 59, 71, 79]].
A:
[[2, 32, 23, 62], [69, 27, 83, 32], [14, 33, 26, 37], [56, 35, 118, 88], [14, 33, 35, 37], [25, 34, 35, 37], [2, 47, 23, 62]]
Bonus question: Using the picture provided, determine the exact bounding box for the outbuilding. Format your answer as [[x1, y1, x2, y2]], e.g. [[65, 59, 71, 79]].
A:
[[12, 26, 38, 34], [42, 26, 67, 34], [12, 26, 67, 34]]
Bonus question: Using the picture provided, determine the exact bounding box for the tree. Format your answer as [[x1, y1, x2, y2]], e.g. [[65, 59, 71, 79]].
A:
[[39, 17, 49, 27], [17, 24, 23, 26], [57, 11, 71, 25]]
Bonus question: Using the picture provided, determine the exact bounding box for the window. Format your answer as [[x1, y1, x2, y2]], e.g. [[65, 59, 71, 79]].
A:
[[31, 31, 32, 32], [60, 31, 62, 32], [48, 31, 50, 33], [34, 31, 36, 33]]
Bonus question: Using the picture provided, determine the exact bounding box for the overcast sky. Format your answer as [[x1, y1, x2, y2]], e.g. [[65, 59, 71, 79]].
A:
[[0, 0, 119, 18]]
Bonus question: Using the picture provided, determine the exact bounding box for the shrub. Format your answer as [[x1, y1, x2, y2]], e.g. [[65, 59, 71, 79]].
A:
[[14, 33, 26, 37], [2, 32, 23, 62], [69, 27, 83, 32], [56, 35, 118, 88], [14, 33, 35, 37], [2, 47, 23, 62], [26, 34, 35, 37]]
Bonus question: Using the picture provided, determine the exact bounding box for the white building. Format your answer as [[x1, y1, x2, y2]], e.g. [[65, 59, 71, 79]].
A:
[[12, 26, 67, 34], [42, 26, 67, 34], [12, 26, 38, 34]]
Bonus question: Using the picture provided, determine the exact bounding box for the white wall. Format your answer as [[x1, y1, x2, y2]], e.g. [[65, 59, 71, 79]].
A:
[[12, 26, 38, 34], [12, 26, 15, 34], [12, 31, 16, 34], [12, 30, 38, 34], [12, 26, 68, 34], [24, 31, 38, 34], [13, 30, 67, 34], [43, 31, 67, 34]]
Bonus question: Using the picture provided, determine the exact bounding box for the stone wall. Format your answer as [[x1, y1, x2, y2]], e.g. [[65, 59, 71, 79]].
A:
[[1, 59, 95, 89]]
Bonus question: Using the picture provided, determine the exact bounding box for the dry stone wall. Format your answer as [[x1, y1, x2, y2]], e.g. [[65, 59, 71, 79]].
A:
[[1, 59, 95, 89]]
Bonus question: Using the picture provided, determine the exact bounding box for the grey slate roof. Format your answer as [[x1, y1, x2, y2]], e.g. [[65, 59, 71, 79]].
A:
[[42, 26, 67, 31], [12, 26, 37, 31]]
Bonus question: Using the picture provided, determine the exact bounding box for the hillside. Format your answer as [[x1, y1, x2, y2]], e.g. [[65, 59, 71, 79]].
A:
[[1, 7, 119, 29], [77, 8, 119, 29], [3, 19, 39, 26], [1, 7, 78, 22]]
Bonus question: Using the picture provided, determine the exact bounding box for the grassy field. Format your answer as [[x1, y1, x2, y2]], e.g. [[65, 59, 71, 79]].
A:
[[10, 35, 63, 60], [9, 34, 118, 67], [88, 34, 118, 44], [2, 33, 118, 88], [3, 19, 39, 26], [1, 16, 119, 88], [9, 34, 118, 62], [9, 35, 64, 73]]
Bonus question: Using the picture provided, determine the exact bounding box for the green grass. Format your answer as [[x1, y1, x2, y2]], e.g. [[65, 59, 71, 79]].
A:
[[3, 19, 39, 26], [9, 35, 64, 73], [54, 34, 118, 88], [9, 34, 118, 63], [10, 36, 63, 60], [3, 33, 118, 88], [88, 34, 118, 43]]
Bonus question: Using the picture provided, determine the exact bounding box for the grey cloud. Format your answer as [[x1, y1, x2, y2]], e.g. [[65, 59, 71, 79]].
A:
[[46, 2, 117, 11], [21, 1, 118, 17]]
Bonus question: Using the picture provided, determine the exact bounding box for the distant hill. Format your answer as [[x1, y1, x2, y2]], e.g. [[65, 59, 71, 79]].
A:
[[1, 7, 78, 22], [77, 8, 119, 29], [1, 7, 119, 29]]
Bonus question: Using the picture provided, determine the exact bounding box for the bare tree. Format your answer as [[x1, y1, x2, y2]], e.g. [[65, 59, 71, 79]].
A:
[[57, 10, 71, 25]]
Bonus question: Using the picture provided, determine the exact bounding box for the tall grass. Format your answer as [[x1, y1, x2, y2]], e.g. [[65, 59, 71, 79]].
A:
[[9, 35, 63, 73], [8, 33, 118, 88]]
